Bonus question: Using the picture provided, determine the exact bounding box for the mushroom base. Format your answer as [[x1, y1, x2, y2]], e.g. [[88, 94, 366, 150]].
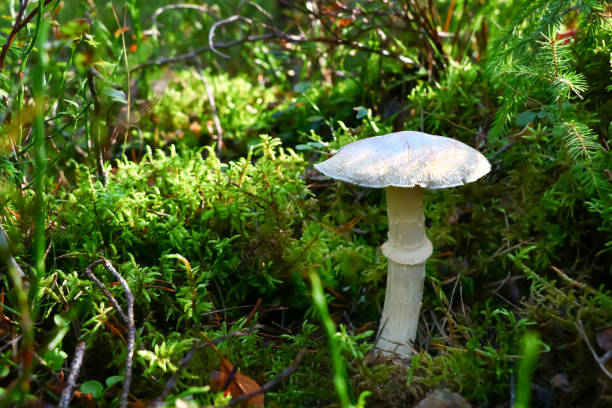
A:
[[375, 260, 426, 357]]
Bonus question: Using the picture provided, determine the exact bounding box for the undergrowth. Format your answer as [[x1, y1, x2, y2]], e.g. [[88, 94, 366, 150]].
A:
[[1, 0, 611, 407]]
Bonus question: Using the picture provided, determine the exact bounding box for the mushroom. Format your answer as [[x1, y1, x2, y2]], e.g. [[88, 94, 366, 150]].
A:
[[314, 131, 490, 357]]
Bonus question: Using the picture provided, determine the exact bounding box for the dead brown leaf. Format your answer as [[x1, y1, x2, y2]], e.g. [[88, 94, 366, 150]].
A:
[[210, 357, 264, 408]]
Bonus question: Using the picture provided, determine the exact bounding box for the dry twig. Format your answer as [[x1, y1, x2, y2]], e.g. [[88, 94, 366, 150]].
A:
[[194, 71, 224, 154], [0, 335, 21, 353], [84, 259, 135, 408], [237, 0, 274, 21], [132, 34, 274, 71], [134, 4, 421, 72], [84, 259, 126, 322], [0, 0, 60, 71], [150, 3, 215, 36], [550, 265, 597, 295], [209, 15, 251, 59], [58, 341, 87, 408], [0, 1, 28, 72], [133, 29, 418, 71], [576, 312, 612, 380]]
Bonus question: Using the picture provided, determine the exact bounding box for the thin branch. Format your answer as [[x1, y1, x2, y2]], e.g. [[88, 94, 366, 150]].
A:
[[222, 348, 307, 407], [13, 0, 54, 33], [576, 314, 612, 380], [0, 0, 29, 72], [443, 0, 456, 33], [83, 259, 135, 408], [279, 32, 418, 65], [488, 123, 533, 161], [550, 265, 599, 296], [208, 15, 251, 58], [84, 259, 127, 322], [58, 341, 86, 408], [0, 224, 33, 400], [131, 33, 274, 71], [407, 0, 447, 69], [0, 335, 22, 353], [194, 71, 224, 154], [109, 4, 131, 159], [132, 28, 418, 71], [0, 0, 59, 72], [237, 0, 274, 21], [150, 3, 215, 36]]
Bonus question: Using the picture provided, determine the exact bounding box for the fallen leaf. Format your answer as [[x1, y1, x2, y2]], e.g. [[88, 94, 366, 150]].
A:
[[210, 357, 264, 408]]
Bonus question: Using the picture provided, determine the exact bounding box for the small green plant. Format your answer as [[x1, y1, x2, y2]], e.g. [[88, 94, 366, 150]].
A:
[[515, 331, 542, 408]]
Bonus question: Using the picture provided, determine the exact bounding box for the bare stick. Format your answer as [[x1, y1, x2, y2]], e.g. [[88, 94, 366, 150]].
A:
[[237, 0, 274, 21], [194, 71, 224, 154], [0, 335, 22, 353], [83, 259, 135, 408], [550, 265, 598, 295], [222, 348, 307, 407], [84, 259, 127, 322], [153, 325, 263, 406], [488, 124, 532, 161], [576, 314, 612, 380], [0, 0, 60, 71], [132, 29, 418, 71], [0, 0, 29, 72], [58, 341, 86, 408], [132, 34, 274, 71], [151, 3, 215, 36], [208, 15, 251, 58]]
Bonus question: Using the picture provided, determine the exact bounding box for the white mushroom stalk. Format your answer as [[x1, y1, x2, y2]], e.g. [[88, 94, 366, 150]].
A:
[[314, 131, 490, 358], [377, 186, 431, 356]]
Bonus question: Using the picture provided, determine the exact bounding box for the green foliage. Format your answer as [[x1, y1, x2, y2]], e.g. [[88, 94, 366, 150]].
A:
[[515, 332, 542, 408], [80, 380, 105, 399], [487, 0, 611, 196], [47, 141, 314, 310], [150, 70, 279, 156], [1, 0, 611, 406], [309, 270, 355, 407], [1, 134, 387, 405]]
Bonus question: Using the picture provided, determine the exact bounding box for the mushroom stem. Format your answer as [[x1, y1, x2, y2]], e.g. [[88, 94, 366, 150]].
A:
[[377, 187, 433, 357], [376, 261, 426, 356]]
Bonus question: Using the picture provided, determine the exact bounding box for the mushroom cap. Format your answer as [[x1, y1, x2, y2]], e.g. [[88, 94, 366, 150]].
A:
[[314, 131, 491, 189]]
